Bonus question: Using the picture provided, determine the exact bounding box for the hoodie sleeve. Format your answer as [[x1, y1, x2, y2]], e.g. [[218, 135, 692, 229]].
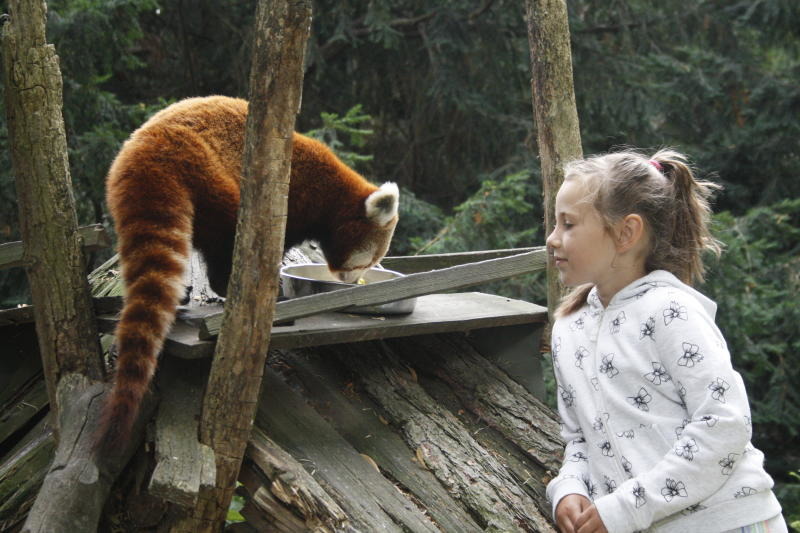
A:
[[546, 329, 592, 519], [594, 294, 753, 533]]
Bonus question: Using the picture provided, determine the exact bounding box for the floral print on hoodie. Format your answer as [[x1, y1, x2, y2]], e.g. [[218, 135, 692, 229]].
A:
[[546, 271, 781, 533]]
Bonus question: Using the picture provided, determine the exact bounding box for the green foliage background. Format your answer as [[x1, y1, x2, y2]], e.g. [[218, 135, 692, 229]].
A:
[[0, 0, 798, 523]]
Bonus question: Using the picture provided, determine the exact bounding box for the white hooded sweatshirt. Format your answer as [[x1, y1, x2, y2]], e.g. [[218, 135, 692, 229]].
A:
[[546, 270, 781, 533]]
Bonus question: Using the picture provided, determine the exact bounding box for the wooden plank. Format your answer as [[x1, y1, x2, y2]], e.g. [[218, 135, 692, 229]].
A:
[[269, 292, 547, 350], [96, 314, 216, 360], [279, 349, 484, 532], [0, 418, 55, 530], [88, 254, 124, 298], [0, 306, 34, 328], [202, 248, 548, 338], [0, 379, 48, 448], [409, 359, 554, 519], [161, 324, 216, 359], [256, 369, 440, 533], [240, 429, 352, 532], [0, 323, 41, 409], [385, 334, 563, 473], [0, 224, 111, 270], [149, 357, 215, 507], [333, 341, 556, 532], [0, 296, 122, 329], [381, 246, 540, 274], [94, 293, 545, 360]]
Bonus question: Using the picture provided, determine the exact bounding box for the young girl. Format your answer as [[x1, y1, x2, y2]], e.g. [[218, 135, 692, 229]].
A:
[[544, 149, 786, 533]]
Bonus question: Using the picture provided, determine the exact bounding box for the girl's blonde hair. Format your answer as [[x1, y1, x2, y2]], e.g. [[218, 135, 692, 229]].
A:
[[556, 148, 722, 317]]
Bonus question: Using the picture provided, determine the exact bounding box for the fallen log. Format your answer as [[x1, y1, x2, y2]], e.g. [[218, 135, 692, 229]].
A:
[[240, 428, 353, 532], [277, 348, 484, 532], [385, 334, 563, 472], [332, 340, 556, 532], [20, 374, 155, 533], [255, 366, 440, 532]]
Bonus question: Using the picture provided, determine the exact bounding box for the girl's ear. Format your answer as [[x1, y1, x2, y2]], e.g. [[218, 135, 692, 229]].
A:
[[615, 214, 645, 253]]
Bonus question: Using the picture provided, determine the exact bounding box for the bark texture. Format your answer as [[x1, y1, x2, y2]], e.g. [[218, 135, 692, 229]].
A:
[[190, 1, 313, 530], [525, 0, 583, 319], [1, 0, 103, 424], [19, 375, 155, 533]]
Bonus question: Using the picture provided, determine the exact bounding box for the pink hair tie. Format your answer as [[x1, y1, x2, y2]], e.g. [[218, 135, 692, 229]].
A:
[[649, 160, 663, 171]]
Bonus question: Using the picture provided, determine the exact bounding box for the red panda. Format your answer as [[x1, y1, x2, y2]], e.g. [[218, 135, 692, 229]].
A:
[[97, 95, 399, 449]]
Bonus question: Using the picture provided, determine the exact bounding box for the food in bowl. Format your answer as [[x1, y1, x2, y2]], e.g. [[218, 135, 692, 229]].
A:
[[280, 263, 416, 315]]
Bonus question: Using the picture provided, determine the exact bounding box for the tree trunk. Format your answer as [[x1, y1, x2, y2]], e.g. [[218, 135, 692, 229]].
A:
[[187, 1, 313, 530], [1, 0, 103, 427], [524, 0, 583, 319], [0, 3, 151, 531]]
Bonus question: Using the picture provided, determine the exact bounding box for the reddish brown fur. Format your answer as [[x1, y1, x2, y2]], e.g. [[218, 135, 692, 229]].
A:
[[97, 96, 397, 449]]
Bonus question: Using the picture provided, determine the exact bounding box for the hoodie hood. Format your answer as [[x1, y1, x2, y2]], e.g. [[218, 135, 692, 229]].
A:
[[586, 270, 717, 319]]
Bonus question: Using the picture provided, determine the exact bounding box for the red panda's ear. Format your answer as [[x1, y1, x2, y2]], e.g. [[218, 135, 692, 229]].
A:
[[365, 182, 399, 226]]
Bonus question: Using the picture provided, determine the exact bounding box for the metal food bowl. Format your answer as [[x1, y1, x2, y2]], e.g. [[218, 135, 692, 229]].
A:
[[280, 263, 417, 315]]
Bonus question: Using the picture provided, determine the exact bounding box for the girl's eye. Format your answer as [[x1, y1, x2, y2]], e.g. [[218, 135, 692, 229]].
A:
[[563, 221, 574, 229]]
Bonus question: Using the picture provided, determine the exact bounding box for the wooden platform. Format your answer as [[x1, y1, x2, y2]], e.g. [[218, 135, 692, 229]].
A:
[[94, 292, 547, 359], [269, 292, 546, 349]]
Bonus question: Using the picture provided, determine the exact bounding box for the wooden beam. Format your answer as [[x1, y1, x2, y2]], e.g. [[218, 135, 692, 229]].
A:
[[19, 374, 156, 533], [201, 247, 548, 339], [0, 225, 111, 270], [380, 246, 540, 274]]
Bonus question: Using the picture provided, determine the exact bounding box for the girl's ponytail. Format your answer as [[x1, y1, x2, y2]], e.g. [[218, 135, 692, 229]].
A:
[[650, 150, 721, 284]]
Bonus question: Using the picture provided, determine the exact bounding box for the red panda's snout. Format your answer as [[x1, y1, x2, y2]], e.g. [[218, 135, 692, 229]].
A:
[[335, 268, 368, 284]]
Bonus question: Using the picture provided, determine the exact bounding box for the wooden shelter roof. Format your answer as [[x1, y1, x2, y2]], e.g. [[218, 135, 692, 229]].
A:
[[0, 241, 561, 532]]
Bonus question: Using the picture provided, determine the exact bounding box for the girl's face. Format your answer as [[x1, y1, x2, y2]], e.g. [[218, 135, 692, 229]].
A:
[[546, 178, 619, 289]]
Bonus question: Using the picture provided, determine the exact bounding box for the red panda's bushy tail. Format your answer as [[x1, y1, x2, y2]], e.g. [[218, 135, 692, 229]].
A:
[[95, 175, 193, 451]]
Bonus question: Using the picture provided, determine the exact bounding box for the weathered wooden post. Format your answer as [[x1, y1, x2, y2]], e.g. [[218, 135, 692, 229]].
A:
[[184, 0, 313, 530], [1, 0, 103, 424], [0, 1, 142, 531], [524, 0, 583, 318]]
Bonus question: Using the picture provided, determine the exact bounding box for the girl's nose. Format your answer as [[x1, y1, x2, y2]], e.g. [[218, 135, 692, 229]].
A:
[[546, 229, 559, 250]]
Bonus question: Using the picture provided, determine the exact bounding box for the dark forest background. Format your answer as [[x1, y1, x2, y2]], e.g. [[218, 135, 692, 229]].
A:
[[0, 0, 798, 522]]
